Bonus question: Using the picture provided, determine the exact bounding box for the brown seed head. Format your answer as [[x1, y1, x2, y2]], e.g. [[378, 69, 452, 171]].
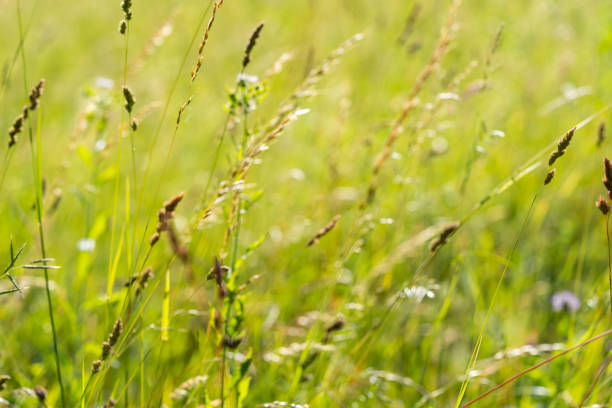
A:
[[557, 126, 576, 152], [163, 192, 184, 213], [597, 196, 610, 215], [101, 341, 112, 360], [221, 334, 243, 349], [548, 150, 564, 166], [122, 86, 135, 113], [108, 318, 123, 346], [307, 214, 341, 247], [604, 158, 612, 186], [597, 122, 605, 147], [430, 221, 460, 252], [0, 375, 10, 391], [28, 79, 45, 111], [543, 168, 556, 185], [92, 359, 102, 374], [243, 22, 264, 69], [34, 386, 47, 403], [120, 0, 132, 20], [104, 398, 117, 408], [149, 232, 160, 246]]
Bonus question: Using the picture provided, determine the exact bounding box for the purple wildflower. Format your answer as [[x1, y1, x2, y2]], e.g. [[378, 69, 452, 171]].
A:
[[550, 290, 580, 312]]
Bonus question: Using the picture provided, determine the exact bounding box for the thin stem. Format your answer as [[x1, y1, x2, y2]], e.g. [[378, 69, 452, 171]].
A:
[[455, 191, 539, 407], [17, 1, 65, 405], [578, 354, 612, 407], [461, 329, 612, 407], [606, 213, 612, 317]]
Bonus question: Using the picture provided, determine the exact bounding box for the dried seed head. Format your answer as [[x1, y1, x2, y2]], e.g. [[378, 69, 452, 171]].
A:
[[548, 150, 564, 166], [604, 158, 612, 186], [119, 20, 127, 34], [307, 214, 341, 247], [101, 341, 112, 360], [220, 334, 243, 349], [92, 359, 102, 374], [597, 122, 605, 147], [120, 0, 132, 20], [136, 266, 154, 296], [124, 274, 138, 287], [104, 398, 117, 408], [243, 22, 265, 69], [108, 318, 123, 346], [33, 386, 47, 403], [8, 114, 24, 147], [596, 196, 610, 215], [28, 79, 45, 111], [149, 232, 160, 246], [0, 375, 10, 391], [326, 318, 345, 333], [131, 118, 138, 131], [140, 267, 153, 286], [211, 256, 229, 300], [122, 86, 135, 113], [430, 221, 460, 252], [548, 126, 577, 166], [163, 192, 185, 213], [557, 126, 576, 152], [543, 168, 556, 185]]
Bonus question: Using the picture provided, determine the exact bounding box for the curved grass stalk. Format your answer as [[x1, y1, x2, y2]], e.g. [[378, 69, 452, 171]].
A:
[[454, 191, 539, 407], [461, 329, 612, 407]]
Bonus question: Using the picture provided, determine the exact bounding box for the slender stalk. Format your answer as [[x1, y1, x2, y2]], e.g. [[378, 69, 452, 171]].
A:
[[607, 213, 612, 317], [578, 354, 612, 407], [17, 1, 65, 405], [461, 329, 612, 407], [455, 191, 539, 407]]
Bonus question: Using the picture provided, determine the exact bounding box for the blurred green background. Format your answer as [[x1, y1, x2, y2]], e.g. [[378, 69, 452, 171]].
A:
[[1, 0, 612, 406]]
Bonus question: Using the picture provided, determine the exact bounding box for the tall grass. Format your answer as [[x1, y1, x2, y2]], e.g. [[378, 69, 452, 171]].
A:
[[1, 0, 612, 406]]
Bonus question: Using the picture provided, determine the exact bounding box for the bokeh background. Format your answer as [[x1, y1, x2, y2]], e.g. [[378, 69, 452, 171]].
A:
[[1, 0, 612, 406]]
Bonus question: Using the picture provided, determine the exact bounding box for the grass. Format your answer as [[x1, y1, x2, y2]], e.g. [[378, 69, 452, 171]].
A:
[[1, 0, 612, 406]]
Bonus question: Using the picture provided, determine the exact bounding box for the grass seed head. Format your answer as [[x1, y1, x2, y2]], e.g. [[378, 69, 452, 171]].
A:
[[122, 86, 135, 113], [430, 221, 460, 252], [307, 214, 341, 247], [92, 359, 102, 374], [243, 22, 265, 69], [104, 398, 117, 408], [101, 341, 112, 360], [163, 192, 185, 213], [34, 385, 47, 404], [108, 318, 123, 346], [604, 157, 612, 185], [557, 126, 576, 152], [120, 0, 132, 20], [548, 149, 564, 166], [221, 334, 243, 349], [28, 79, 45, 111], [544, 168, 555, 185], [8, 115, 24, 147], [597, 122, 605, 147], [0, 375, 10, 391], [596, 196, 610, 215]]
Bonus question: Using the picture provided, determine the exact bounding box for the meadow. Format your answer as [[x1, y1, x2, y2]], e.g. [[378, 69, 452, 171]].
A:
[[1, 0, 612, 406]]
